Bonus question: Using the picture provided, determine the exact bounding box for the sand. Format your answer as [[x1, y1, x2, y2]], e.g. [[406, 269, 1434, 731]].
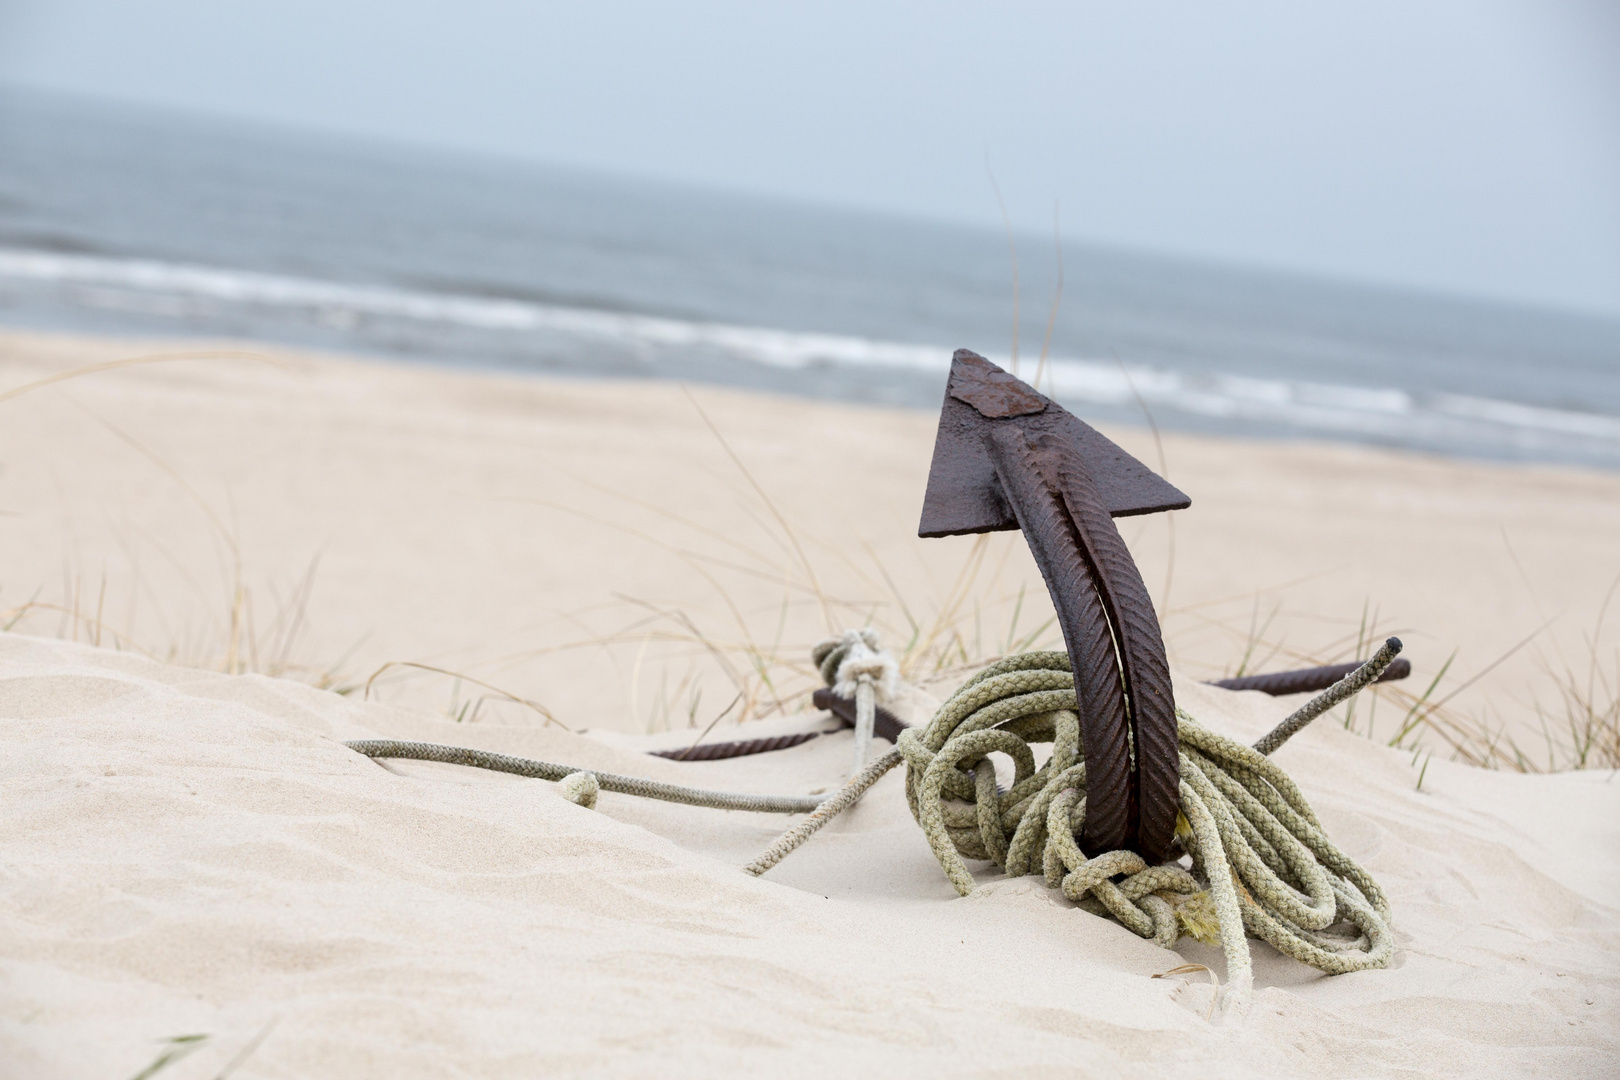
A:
[[2, 328, 1618, 1075], [5, 634, 1616, 1077], [3, 329, 1617, 751]]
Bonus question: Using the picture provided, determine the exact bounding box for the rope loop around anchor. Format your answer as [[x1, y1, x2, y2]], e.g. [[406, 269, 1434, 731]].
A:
[[896, 651, 1394, 990]]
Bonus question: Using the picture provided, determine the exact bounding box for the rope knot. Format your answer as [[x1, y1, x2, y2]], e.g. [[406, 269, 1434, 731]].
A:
[[812, 629, 902, 704], [556, 770, 599, 809]]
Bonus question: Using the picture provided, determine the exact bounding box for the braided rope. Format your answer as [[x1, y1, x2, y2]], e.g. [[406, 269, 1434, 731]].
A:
[[344, 740, 825, 814], [1252, 637, 1403, 755], [742, 748, 904, 876], [887, 652, 1394, 991]]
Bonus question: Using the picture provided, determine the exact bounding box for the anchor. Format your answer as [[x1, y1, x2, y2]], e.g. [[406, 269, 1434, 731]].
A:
[[345, 349, 1398, 981], [918, 349, 1189, 863]]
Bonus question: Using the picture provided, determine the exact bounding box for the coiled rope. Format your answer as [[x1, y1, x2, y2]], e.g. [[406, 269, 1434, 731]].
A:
[[747, 638, 1403, 998]]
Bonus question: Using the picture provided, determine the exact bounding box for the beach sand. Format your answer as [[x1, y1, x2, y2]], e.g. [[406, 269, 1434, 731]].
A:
[[2, 328, 1618, 1075], [4, 329, 1619, 746]]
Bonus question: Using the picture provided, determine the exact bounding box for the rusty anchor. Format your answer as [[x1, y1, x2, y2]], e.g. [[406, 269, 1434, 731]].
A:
[[919, 349, 1190, 864]]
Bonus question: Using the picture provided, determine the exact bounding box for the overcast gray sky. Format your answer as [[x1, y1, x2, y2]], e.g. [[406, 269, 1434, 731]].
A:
[[3, 0, 1617, 316]]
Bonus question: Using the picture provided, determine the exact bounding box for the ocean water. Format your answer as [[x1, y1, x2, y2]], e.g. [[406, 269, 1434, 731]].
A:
[[2, 88, 1618, 468]]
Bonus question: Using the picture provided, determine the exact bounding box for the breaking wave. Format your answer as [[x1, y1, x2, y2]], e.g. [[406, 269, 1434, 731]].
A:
[[4, 247, 1618, 465]]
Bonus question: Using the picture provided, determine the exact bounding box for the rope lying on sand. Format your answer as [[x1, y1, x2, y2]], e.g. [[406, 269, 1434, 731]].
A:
[[746, 638, 1403, 992], [740, 748, 904, 876], [342, 740, 824, 814], [347, 635, 1402, 994]]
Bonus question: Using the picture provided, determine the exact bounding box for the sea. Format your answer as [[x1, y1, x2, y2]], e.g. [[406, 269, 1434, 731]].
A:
[[3, 87, 1618, 469]]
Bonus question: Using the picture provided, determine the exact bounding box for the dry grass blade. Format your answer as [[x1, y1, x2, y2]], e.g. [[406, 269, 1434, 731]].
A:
[[1152, 963, 1221, 1020], [212, 1017, 279, 1080], [0, 348, 292, 406], [672, 691, 744, 760], [1113, 353, 1177, 616], [680, 386, 833, 629], [0, 599, 159, 657], [363, 661, 571, 731], [1034, 201, 1063, 393], [983, 154, 1021, 376], [125, 1033, 209, 1080], [1192, 584, 1617, 771]]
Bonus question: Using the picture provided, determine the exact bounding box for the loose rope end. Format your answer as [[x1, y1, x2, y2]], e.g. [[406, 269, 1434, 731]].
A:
[[743, 748, 903, 877], [1252, 637, 1404, 756]]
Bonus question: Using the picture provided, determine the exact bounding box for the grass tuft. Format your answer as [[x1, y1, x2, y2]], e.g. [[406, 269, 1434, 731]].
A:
[[6, 351, 1614, 770]]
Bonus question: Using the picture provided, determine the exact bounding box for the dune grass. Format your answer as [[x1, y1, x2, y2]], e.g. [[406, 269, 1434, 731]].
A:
[[0, 348, 356, 688], [353, 418, 1619, 773], [3, 350, 1615, 772]]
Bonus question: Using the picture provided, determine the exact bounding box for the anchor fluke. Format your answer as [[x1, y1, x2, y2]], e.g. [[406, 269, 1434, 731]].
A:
[[918, 350, 1189, 539]]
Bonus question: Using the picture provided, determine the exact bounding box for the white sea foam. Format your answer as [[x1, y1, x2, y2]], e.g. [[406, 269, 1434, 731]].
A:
[[0, 248, 947, 371], [3, 247, 1617, 461]]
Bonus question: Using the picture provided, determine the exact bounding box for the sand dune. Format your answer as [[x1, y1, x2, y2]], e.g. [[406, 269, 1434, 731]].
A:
[[3, 632, 1615, 1077]]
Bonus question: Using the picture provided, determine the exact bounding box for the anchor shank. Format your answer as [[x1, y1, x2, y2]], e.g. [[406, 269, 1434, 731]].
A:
[[920, 349, 1187, 861], [985, 425, 1136, 854], [1034, 433, 1180, 863]]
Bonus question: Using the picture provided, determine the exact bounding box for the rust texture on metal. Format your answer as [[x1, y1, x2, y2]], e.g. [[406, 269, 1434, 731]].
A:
[[649, 732, 823, 762], [811, 652, 1410, 744], [1210, 658, 1412, 697], [645, 660, 1410, 767], [947, 356, 1048, 418], [919, 350, 1190, 540], [651, 688, 908, 761], [920, 350, 1188, 862], [811, 687, 909, 743]]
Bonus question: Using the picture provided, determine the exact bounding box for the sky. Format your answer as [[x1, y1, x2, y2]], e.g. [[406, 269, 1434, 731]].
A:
[[2, 0, 1617, 317]]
